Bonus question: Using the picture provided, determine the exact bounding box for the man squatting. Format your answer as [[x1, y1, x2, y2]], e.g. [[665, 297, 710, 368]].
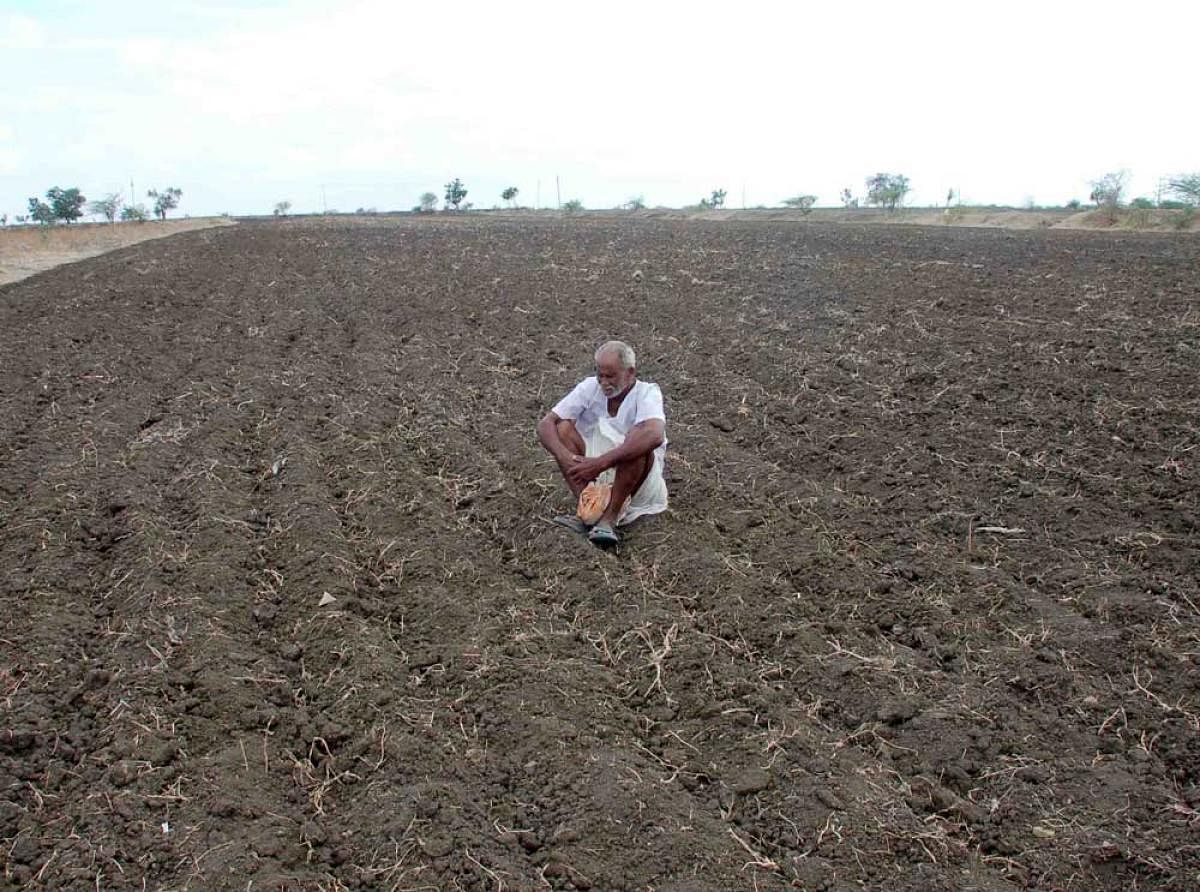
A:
[[536, 340, 668, 547]]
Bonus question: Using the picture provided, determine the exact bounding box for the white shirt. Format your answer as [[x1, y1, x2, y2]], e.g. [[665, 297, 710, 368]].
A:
[[552, 377, 668, 465]]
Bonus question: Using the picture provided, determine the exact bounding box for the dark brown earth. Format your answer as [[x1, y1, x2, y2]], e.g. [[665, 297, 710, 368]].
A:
[[1, 216, 1198, 890]]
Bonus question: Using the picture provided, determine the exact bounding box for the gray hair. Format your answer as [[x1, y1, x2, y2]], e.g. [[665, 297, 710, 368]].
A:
[[595, 340, 636, 369]]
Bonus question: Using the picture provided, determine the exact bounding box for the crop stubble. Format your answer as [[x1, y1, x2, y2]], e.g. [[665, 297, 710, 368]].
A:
[[0, 216, 1197, 889]]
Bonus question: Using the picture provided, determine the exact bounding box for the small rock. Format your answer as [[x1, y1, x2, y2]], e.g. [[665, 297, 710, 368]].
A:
[[10, 834, 38, 864], [410, 650, 442, 670], [815, 788, 846, 810], [252, 604, 279, 625], [422, 834, 453, 858], [877, 698, 920, 726], [207, 798, 238, 817], [318, 592, 337, 607], [730, 768, 772, 794], [302, 821, 327, 846], [147, 741, 177, 767], [10, 835, 38, 864]]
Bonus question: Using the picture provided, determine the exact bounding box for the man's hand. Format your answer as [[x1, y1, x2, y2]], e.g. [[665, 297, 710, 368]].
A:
[[565, 454, 610, 487]]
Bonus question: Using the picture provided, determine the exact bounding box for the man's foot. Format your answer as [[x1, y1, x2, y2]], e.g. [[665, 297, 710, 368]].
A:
[[552, 514, 590, 535], [588, 521, 619, 548]]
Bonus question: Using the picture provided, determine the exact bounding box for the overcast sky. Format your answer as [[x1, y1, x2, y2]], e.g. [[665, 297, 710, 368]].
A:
[[2, 0, 1197, 218]]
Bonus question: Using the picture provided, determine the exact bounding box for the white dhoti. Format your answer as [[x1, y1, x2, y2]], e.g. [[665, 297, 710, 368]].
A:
[[583, 416, 668, 526]]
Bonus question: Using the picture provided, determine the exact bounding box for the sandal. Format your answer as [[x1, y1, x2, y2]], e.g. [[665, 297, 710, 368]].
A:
[[552, 515, 590, 535], [588, 521, 619, 548]]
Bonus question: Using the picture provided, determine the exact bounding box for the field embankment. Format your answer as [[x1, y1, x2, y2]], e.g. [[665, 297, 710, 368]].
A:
[[0, 217, 235, 286]]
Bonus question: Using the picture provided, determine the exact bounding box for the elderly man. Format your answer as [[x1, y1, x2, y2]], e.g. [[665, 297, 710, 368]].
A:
[[536, 340, 668, 547]]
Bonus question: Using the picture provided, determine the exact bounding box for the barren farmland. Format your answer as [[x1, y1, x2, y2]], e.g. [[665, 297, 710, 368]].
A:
[[1, 216, 1198, 890]]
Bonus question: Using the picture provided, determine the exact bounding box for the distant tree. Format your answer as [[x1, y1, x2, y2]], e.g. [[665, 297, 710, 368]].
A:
[[1065, 199, 1082, 210], [120, 204, 149, 222], [46, 187, 86, 223], [444, 178, 468, 210], [147, 187, 182, 221], [562, 198, 584, 212], [1167, 173, 1200, 207], [501, 186, 519, 208], [88, 193, 122, 223], [946, 188, 956, 206], [622, 195, 646, 211], [416, 192, 438, 213], [0, 214, 6, 226], [28, 197, 55, 225], [709, 188, 727, 209], [840, 188, 858, 208], [865, 173, 910, 210], [1088, 171, 1127, 208], [1129, 197, 1155, 209], [781, 195, 817, 214], [273, 200, 291, 216]]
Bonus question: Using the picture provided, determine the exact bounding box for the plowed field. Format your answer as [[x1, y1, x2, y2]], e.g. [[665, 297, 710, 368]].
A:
[[2, 217, 1198, 890]]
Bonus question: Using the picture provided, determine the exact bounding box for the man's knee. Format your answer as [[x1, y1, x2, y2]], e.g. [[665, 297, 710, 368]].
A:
[[556, 419, 584, 453]]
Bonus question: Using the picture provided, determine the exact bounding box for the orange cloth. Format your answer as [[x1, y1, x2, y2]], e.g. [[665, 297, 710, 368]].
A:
[[577, 481, 611, 525]]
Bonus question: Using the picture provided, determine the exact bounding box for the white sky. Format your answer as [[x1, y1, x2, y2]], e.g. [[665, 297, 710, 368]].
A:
[[2, 0, 1197, 217]]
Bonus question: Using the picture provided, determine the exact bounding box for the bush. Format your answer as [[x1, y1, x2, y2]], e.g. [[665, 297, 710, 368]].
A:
[[1129, 197, 1154, 209], [562, 199, 583, 213], [47, 187, 86, 223], [781, 195, 817, 214], [147, 187, 182, 220], [622, 195, 646, 211], [444, 179, 467, 210], [273, 201, 291, 216], [120, 204, 149, 222], [1065, 199, 1082, 210], [88, 193, 122, 223], [865, 173, 909, 209], [1167, 173, 1200, 207], [1089, 171, 1127, 208], [27, 197, 55, 225]]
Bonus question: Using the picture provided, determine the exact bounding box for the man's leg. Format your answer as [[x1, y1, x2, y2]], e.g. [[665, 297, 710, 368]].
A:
[[553, 419, 587, 498], [598, 452, 653, 527]]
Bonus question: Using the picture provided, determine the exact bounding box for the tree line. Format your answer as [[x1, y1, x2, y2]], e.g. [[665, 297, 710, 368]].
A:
[[21, 169, 1196, 225], [8, 186, 182, 225]]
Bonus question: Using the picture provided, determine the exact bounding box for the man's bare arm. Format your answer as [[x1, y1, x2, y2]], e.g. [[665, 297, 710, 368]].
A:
[[596, 419, 665, 469]]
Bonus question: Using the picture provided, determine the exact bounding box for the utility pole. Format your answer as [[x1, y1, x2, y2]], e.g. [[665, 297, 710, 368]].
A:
[[130, 179, 135, 207], [321, 184, 327, 213], [536, 179, 540, 210], [556, 175, 561, 210]]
